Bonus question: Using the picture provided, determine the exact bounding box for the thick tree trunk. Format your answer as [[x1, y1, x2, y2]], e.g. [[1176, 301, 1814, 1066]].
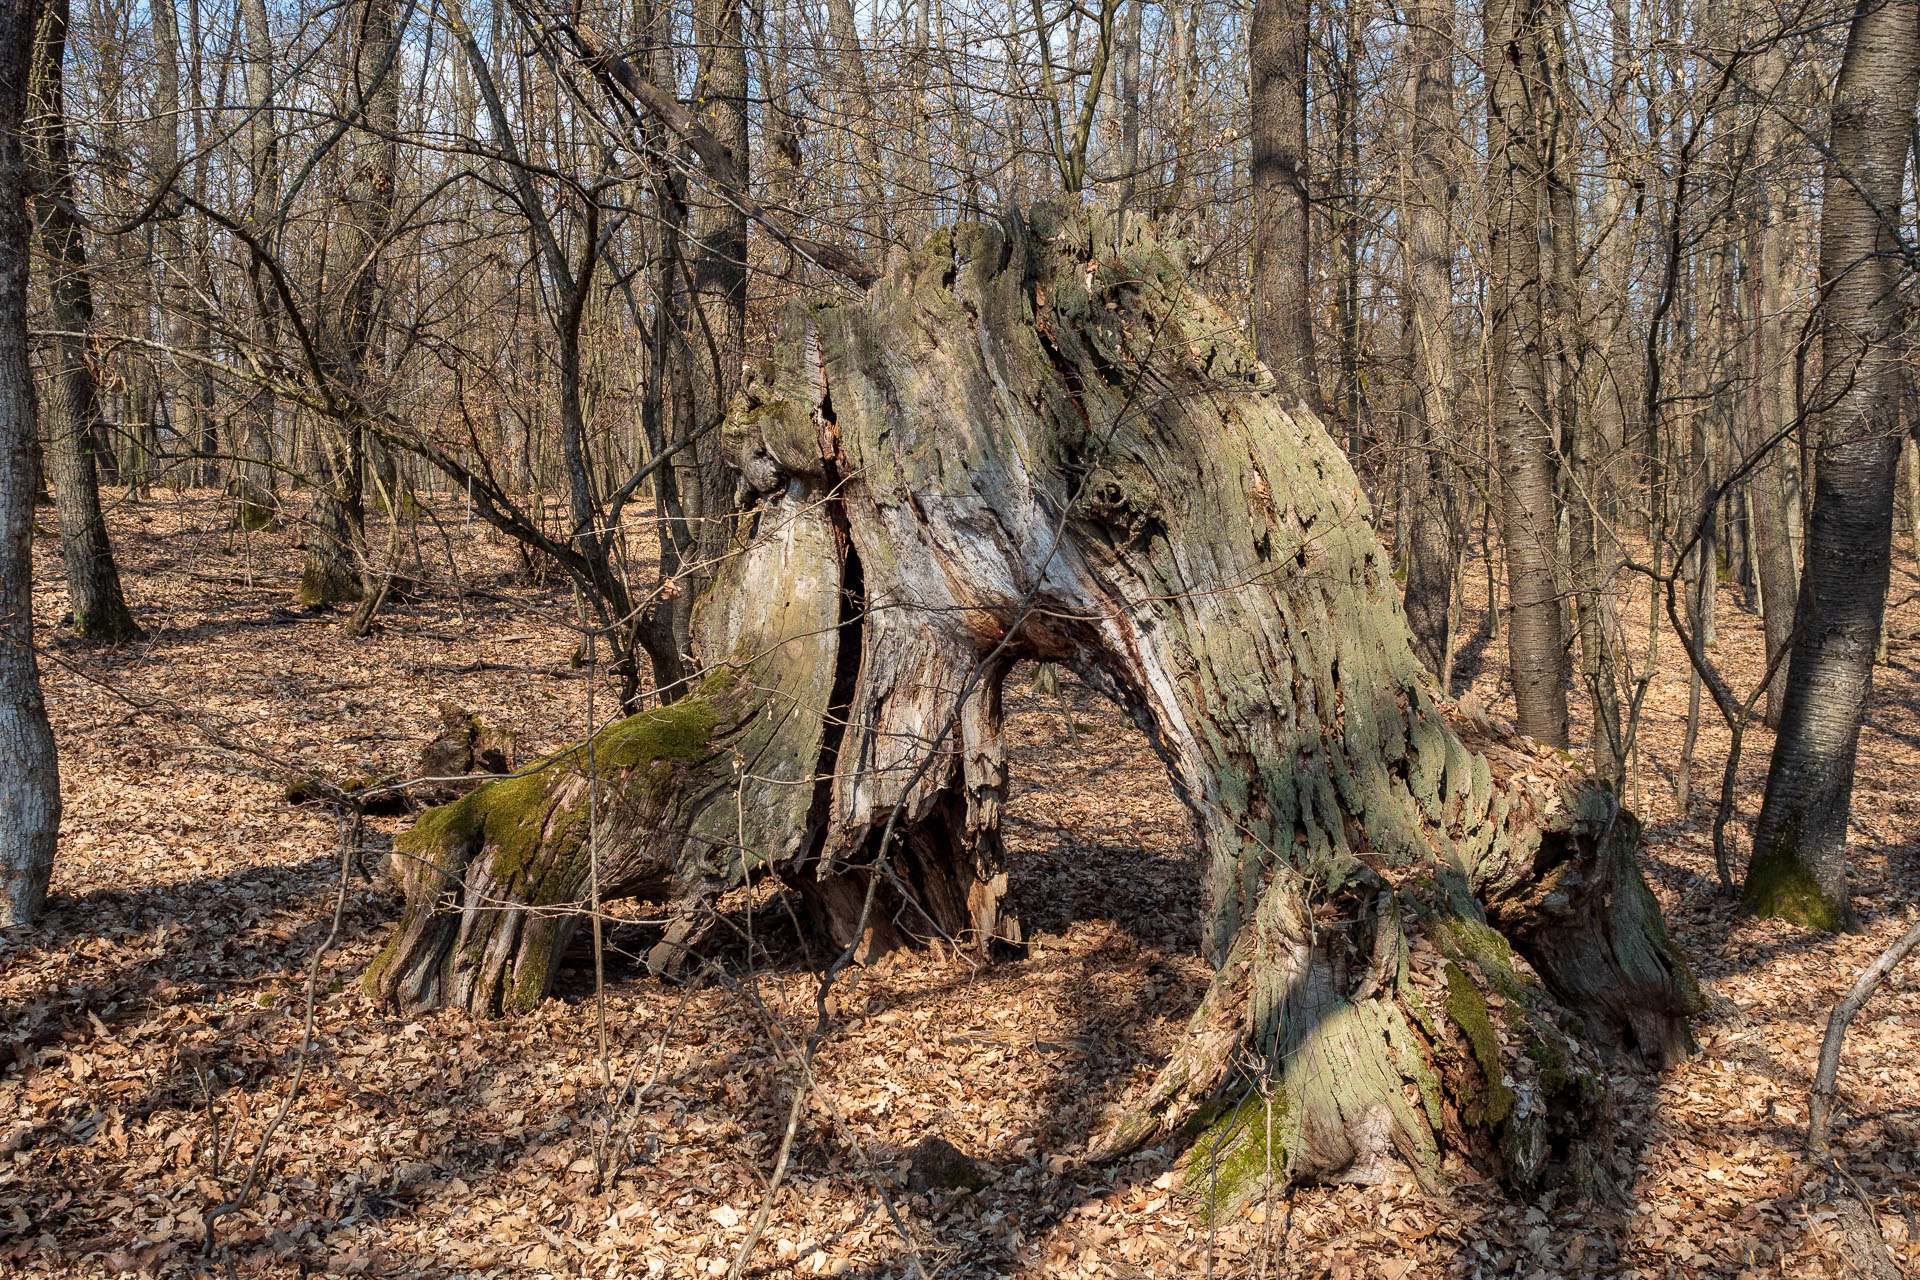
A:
[[300, 0, 402, 612], [0, 0, 58, 926], [370, 210, 1699, 1204], [1484, 0, 1569, 747], [1745, 0, 1919, 930], [1249, 0, 1321, 412], [28, 0, 140, 644]]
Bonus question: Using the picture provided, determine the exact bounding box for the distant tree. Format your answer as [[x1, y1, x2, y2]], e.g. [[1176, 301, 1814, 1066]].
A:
[[1250, 0, 1321, 410], [28, 0, 142, 643], [1483, 0, 1568, 746]]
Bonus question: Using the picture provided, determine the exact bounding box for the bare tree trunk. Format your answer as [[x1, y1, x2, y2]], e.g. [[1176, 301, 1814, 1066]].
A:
[[821, 0, 888, 243], [679, 0, 749, 662], [1484, 0, 1569, 746], [233, 0, 279, 527], [0, 0, 59, 926], [369, 211, 1699, 1209], [1250, 0, 1321, 411], [1747, 33, 1804, 730], [300, 0, 404, 610], [1541, 3, 1619, 779], [1746, 0, 1920, 930], [28, 0, 140, 643], [149, 0, 212, 486], [1398, 0, 1458, 682], [1114, 0, 1142, 208]]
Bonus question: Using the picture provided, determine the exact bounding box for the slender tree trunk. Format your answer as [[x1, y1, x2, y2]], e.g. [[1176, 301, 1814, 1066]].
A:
[[1541, 2, 1619, 778], [28, 0, 139, 643], [1114, 0, 1142, 207], [675, 0, 749, 670], [1485, 0, 1569, 746], [1250, 0, 1321, 410], [821, 0, 888, 243], [1332, 0, 1362, 451], [0, 0, 59, 926], [633, 0, 695, 699], [1747, 33, 1804, 730], [233, 0, 279, 527], [1398, 0, 1458, 682], [1745, 0, 1919, 930]]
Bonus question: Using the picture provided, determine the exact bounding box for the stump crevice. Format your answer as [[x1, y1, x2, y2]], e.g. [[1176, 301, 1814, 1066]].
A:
[[367, 206, 1700, 1201]]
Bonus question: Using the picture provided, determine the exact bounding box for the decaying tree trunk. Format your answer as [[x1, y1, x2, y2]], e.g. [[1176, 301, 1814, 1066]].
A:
[[368, 209, 1699, 1203]]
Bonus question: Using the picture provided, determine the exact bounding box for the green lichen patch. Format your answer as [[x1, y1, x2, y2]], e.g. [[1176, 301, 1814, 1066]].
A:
[[590, 698, 719, 770], [1431, 898, 1544, 1011], [1444, 961, 1514, 1127]]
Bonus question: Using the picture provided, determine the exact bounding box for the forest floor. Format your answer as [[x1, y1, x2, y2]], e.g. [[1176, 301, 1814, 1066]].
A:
[[4, 489, 1920, 1279]]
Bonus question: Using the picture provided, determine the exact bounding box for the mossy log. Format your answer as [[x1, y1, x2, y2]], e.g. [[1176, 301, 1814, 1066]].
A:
[[369, 206, 1699, 1199]]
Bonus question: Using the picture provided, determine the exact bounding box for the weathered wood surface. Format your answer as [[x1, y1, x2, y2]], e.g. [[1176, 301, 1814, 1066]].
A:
[[370, 206, 1699, 1200]]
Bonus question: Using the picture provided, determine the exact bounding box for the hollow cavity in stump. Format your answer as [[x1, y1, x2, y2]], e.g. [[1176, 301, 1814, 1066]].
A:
[[367, 205, 1700, 1203]]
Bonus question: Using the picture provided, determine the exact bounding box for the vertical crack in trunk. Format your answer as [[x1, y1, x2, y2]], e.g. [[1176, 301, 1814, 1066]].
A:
[[369, 207, 1699, 1207]]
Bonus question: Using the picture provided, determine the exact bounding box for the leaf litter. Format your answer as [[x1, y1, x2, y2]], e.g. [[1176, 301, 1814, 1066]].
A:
[[1, 490, 1917, 1277]]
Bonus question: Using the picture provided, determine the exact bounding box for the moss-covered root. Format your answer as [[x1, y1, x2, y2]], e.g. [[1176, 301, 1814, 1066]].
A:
[[1108, 882, 1617, 1207]]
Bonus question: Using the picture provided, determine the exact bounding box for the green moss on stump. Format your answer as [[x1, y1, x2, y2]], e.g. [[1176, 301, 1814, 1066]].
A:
[[395, 694, 723, 891], [1437, 913, 1542, 1010], [1186, 1089, 1291, 1216], [1444, 962, 1514, 1127]]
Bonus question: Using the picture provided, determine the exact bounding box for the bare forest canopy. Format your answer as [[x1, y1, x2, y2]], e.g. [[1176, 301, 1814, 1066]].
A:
[[4, 0, 1920, 1270]]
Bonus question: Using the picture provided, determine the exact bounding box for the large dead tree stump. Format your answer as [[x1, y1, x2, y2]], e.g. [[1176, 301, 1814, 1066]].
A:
[[368, 205, 1700, 1202]]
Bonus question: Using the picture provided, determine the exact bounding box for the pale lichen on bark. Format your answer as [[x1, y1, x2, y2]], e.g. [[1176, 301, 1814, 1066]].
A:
[[368, 206, 1699, 1201]]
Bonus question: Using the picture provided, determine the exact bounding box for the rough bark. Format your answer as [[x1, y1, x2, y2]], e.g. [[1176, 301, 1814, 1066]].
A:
[[28, 0, 140, 644], [1745, 0, 1919, 930], [1484, 0, 1569, 747], [0, 0, 58, 926], [1249, 0, 1321, 411], [1398, 0, 1458, 683], [233, 0, 279, 527], [298, 0, 403, 611], [369, 211, 1699, 1203]]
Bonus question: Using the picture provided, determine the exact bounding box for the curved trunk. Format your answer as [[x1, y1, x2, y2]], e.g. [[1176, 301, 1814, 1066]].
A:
[[369, 210, 1699, 1201], [29, 0, 140, 644]]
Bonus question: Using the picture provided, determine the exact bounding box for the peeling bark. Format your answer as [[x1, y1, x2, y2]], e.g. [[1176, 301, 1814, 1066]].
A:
[[370, 209, 1699, 1200]]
